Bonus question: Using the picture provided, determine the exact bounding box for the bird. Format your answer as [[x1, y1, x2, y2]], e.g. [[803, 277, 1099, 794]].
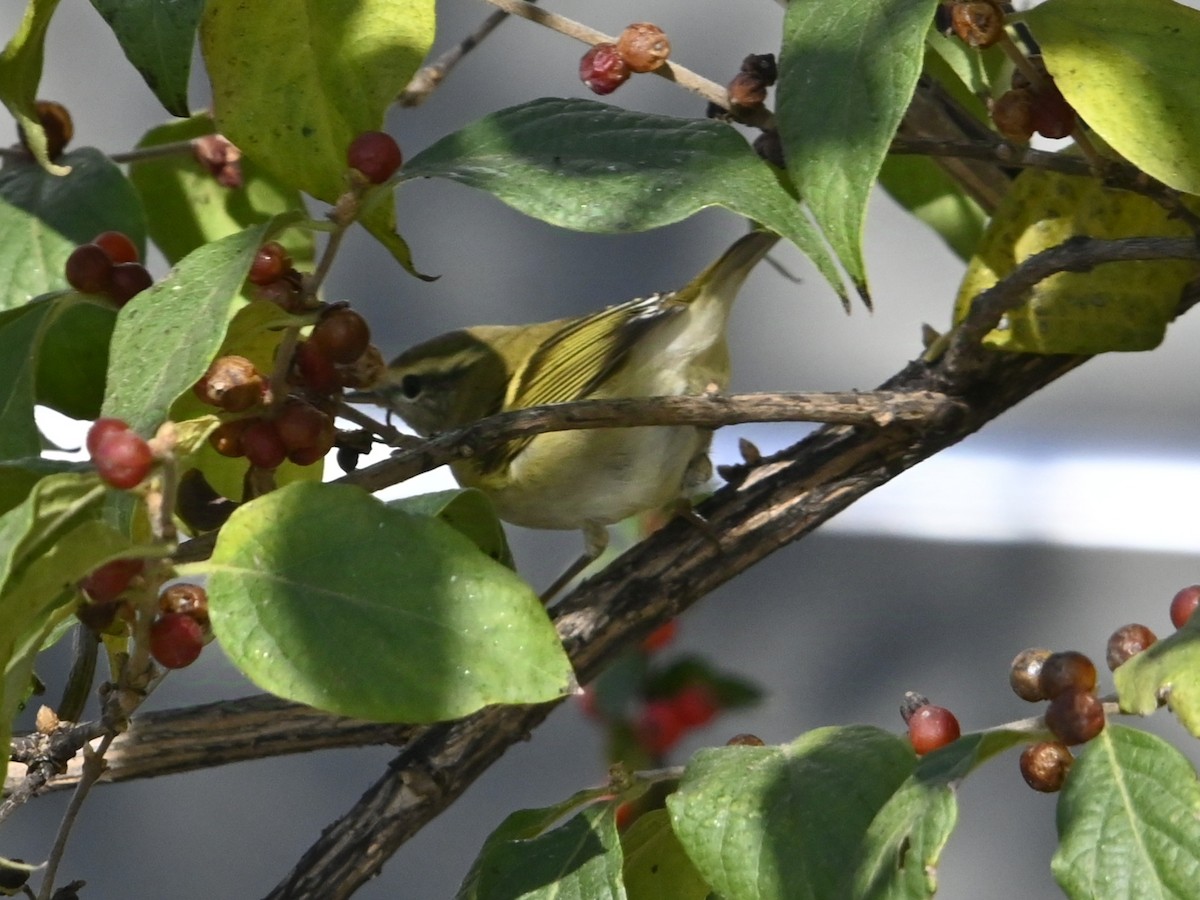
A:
[[372, 228, 779, 597]]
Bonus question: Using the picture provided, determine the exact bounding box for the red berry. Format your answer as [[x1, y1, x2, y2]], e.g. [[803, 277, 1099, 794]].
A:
[[671, 684, 719, 728], [80, 557, 145, 604], [641, 619, 678, 652], [149, 613, 204, 669], [1038, 651, 1097, 700], [615, 23, 671, 74], [1105, 623, 1157, 671], [86, 418, 130, 457], [274, 398, 336, 461], [194, 356, 266, 413], [907, 704, 961, 755], [579, 43, 630, 96], [92, 231, 139, 264], [635, 700, 686, 755], [292, 340, 341, 394], [65, 244, 114, 294], [1009, 647, 1051, 702], [92, 427, 154, 489], [347, 131, 403, 184], [1019, 741, 1073, 793], [1045, 689, 1105, 745], [311, 308, 371, 364], [1170, 585, 1200, 630], [159, 583, 210, 628], [109, 262, 154, 305], [241, 418, 287, 470], [1030, 84, 1076, 139], [249, 241, 291, 286]]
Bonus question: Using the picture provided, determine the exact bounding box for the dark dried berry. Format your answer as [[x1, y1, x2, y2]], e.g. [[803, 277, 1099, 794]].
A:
[[1045, 689, 1105, 746], [159, 583, 210, 628], [950, 0, 1005, 49], [740, 53, 777, 86], [616, 23, 671, 73], [209, 419, 249, 457], [109, 263, 154, 306], [274, 399, 335, 455], [991, 88, 1035, 143], [1106, 623, 1157, 670], [1009, 647, 1051, 702], [194, 356, 266, 413], [727, 71, 768, 109], [1038, 651, 1097, 700], [1020, 741, 1073, 792], [579, 43, 630, 96], [65, 244, 114, 294], [753, 130, 785, 168], [1030, 84, 1076, 139]]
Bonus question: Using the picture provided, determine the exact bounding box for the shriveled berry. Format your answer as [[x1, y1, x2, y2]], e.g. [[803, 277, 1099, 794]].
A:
[[727, 71, 768, 109], [1106, 623, 1157, 671], [1030, 84, 1076, 139], [159, 583, 209, 628], [1038, 651, 1097, 700], [950, 0, 1005, 49], [347, 131, 403, 184], [241, 418, 287, 469], [65, 244, 114, 294], [87, 418, 130, 457], [149, 613, 204, 669], [1170, 585, 1200, 630], [18, 100, 74, 159], [109, 262, 153, 305], [615, 23, 671, 74], [311, 308, 371, 364], [753, 130, 785, 168], [336, 444, 362, 473], [671, 684, 718, 728], [92, 231, 139, 264], [635, 700, 686, 756], [991, 88, 1035, 143], [249, 241, 291, 286], [92, 428, 153, 489], [80, 557, 144, 604], [292, 340, 341, 394], [907, 704, 961, 754], [641, 619, 678, 652], [740, 53, 777, 85], [1045, 689, 1105, 745], [208, 419, 249, 458], [1009, 647, 1052, 702], [194, 355, 266, 413], [579, 43, 630, 96], [1020, 741, 1073, 792], [726, 733, 765, 747], [275, 398, 335, 456]]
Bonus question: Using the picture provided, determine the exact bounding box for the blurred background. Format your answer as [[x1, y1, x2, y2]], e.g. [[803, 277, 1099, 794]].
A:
[[6, 1, 1200, 897]]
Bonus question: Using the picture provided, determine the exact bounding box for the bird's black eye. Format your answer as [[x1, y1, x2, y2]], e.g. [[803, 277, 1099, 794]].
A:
[[400, 373, 423, 399]]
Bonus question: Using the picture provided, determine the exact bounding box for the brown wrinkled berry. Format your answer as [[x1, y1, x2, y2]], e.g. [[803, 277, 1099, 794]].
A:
[[1045, 689, 1105, 746], [727, 71, 768, 109], [616, 23, 671, 74], [1038, 651, 1097, 700], [194, 356, 266, 413], [159, 583, 210, 628], [950, 1, 1005, 49], [1106, 623, 1157, 671], [740, 53, 777, 86], [991, 89, 1035, 143], [208, 419, 249, 457], [579, 43, 630, 95], [1020, 741, 1073, 792], [1009, 648, 1051, 702]]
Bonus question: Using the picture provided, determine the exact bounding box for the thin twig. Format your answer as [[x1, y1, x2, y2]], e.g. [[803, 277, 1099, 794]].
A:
[[36, 733, 114, 900], [108, 139, 197, 165]]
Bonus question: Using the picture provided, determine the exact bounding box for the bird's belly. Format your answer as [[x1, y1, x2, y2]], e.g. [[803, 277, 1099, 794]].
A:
[[459, 425, 709, 531]]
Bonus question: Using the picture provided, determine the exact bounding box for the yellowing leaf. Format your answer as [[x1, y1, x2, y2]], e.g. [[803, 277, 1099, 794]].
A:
[[1026, 0, 1200, 195], [953, 169, 1197, 353]]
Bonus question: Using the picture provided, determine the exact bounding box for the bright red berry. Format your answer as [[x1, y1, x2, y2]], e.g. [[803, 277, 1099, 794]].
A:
[[579, 43, 630, 96], [671, 684, 719, 728], [79, 557, 144, 604], [907, 704, 961, 755], [641, 619, 678, 652], [92, 231, 139, 264], [149, 613, 204, 669], [92, 427, 154, 489], [65, 244, 114, 294], [1038, 651, 1097, 700], [1170, 585, 1200, 630], [87, 418, 130, 457], [635, 700, 686, 756], [347, 131, 403, 184], [1045, 689, 1105, 745]]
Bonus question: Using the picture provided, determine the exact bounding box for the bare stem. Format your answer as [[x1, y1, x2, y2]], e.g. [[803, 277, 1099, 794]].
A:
[[36, 733, 115, 900]]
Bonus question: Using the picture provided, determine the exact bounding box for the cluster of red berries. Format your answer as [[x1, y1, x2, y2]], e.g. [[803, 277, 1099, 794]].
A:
[[346, 131, 403, 185], [991, 57, 1076, 143], [246, 240, 309, 313], [64, 231, 154, 306], [87, 417, 156, 490], [579, 23, 671, 96]]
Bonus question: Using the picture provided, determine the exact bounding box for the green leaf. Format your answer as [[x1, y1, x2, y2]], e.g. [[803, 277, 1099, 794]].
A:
[[206, 481, 574, 723], [88, 0, 203, 117], [458, 803, 625, 900], [1053, 725, 1200, 898], [851, 729, 1029, 899], [881, 155, 986, 261], [0, 458, 85, 517], [0, 298, 57, 458], [0, 147, 147, 308], [391, 489, 515, 569], [668, 726, 914, 898], [777, 0, 941, 297], [953, 169, 1198, 352], [622, 809, 710, 900], [1113, 616, 1200, 736], [201, 0, 434, 204], [100, 219, 281, 434], [129, 113, 312, 265], [401, 97, 848, 303], [0, 0, 66, 174], [923, 29, 1005, 117], [35, 299, 115, 420], [1025, 0, 1200, 196]]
